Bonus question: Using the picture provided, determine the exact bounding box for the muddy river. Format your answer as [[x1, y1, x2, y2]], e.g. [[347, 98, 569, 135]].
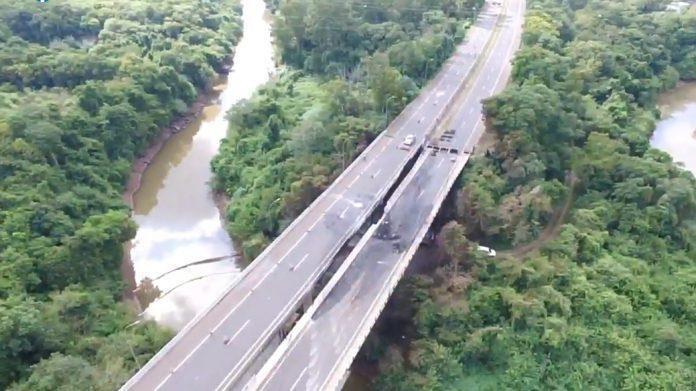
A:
[[130, 0, 274, 330], [651, 82, 696, 175]]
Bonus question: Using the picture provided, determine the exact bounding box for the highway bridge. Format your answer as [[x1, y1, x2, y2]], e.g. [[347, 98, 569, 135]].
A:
[[121, 0, 519, 389], [247, 0, 524, 388]]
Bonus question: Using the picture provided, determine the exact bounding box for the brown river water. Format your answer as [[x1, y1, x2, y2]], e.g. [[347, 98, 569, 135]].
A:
[[125, 0, 694, 385], [651, 82, 696, 175], [130, 0, 274, 330]]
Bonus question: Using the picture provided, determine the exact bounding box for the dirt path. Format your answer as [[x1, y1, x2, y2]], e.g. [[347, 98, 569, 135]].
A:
[[501, 173, 578, 258]]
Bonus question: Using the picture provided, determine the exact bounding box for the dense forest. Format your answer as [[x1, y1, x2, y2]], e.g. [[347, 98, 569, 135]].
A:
[[2, 0, 694, 389], [0, 0, 242, 388], [212, 0, 484, 258], [370, 0, 696, 389]]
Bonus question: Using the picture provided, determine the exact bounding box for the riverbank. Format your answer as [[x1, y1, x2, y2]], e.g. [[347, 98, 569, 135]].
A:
[[119, 69, 233, 308], [209, 4, 277, 267], [652, 81, 696, 174], [121, 89, 219, 208], [0, 0, 249, 387], [124, 0, 275, 329]]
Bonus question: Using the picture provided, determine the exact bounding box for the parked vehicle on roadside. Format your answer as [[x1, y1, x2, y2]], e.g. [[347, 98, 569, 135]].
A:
[[477, 245, 496, 257]]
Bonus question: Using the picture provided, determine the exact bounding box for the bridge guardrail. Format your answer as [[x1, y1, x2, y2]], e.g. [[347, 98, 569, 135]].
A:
[[121, 3, 506, 389]]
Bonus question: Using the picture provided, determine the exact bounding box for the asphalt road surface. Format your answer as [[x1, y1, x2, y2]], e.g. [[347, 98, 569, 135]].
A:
[[122, 3, 503, 391], [253, 0, 525, 388]]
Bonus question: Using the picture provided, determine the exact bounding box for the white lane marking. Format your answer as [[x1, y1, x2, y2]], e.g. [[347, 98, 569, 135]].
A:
[[171, 334, 210, 374], [339, 206, 350, 219], [225, 320, 250, 346], [290, 367, 308, 391], [417, 189, 425, 200], [291, 253, 310, 271], [371, 169, 382, 178], [214, 246, 330, 391], [458, 9, 521, 153], [458, 0, 523, 150], [485, 0, 521, 96], [235, 218, 361, 390], [436, 158, 445, 168], [363, 158, 375, 172], [325, 194, 343, 212], [317, 131, 470, 391], [154, 373, 174, 391], [166, 16, 494, 389], [220, 12, 511, 391], [252, 264, 277, 291], [395, 39, 466, 136], [153, 288, 257, 388], [278, 231, 308, 264], [214, 290, 252, 332], [308, 217, 321, 231], [344, 199, 364, 208], [348, 175, 361, 188], [401, 54, 457, 129], [446, 0, 521, 152]]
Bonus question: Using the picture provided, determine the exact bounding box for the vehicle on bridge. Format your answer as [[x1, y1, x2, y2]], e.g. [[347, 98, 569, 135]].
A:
[[403, 134, 415, 146]]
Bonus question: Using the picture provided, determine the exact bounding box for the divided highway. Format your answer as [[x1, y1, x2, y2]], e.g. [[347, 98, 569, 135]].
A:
[[250, 0, 525, 388], [122, 3, 503, 390]]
